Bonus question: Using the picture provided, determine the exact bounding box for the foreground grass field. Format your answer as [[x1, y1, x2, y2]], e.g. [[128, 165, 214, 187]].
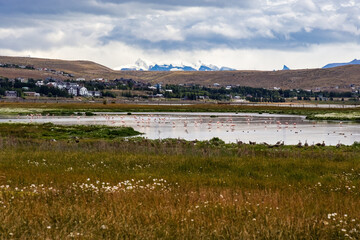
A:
[[0, 124, 359, 239]]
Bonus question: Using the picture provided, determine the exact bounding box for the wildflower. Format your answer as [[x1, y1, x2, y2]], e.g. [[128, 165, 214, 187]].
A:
[[341, 229, 347, 232], [101, 225, 107, 230], [47, 226, 51, 229]]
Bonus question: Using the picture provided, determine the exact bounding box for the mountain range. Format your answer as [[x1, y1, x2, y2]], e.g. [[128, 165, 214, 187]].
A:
[[120, 58, 360, 72], [118, 59, 236, 71], [322, 59, 360, 69]]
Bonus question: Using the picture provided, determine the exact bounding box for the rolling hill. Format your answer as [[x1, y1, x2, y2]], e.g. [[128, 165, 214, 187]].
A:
[[1, 56, 360, 91]]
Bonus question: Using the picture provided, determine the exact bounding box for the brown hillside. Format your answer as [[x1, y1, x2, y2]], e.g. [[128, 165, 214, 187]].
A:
[[1, 56, 360, 91]]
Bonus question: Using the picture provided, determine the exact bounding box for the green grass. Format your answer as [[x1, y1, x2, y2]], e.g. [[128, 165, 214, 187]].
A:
[[0, 123, 141, 140], [0, 126, 359, 239]]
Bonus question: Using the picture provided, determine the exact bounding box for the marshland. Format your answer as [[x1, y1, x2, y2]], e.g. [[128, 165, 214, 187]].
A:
[[0, 102, 359, 239]]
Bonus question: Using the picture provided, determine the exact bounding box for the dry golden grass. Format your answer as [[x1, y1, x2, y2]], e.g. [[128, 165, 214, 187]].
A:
[[0, 134, 359, 239]]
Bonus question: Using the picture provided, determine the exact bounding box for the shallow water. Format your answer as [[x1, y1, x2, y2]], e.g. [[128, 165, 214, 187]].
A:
[[1, 112, 359, 146]]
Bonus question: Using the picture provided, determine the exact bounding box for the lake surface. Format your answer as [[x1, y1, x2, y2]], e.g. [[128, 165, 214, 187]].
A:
[[1, 112, 359, 146]]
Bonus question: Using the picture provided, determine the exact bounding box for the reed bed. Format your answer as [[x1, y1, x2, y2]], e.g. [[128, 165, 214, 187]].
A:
[[0, 135, 359, 239]]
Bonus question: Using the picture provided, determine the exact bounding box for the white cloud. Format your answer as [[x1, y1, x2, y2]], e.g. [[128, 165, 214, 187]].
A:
[[2, 41, 360, 71], [0, 0, 360, 69]]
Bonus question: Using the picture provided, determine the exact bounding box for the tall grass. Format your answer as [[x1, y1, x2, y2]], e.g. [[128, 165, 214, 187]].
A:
[[0, 137, 359, 239]]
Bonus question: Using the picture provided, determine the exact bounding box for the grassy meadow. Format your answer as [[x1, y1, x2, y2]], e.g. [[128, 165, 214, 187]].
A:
[[0, 123, 359, 239]]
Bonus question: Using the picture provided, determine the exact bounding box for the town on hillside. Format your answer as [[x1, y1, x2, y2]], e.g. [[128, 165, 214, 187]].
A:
[[0, 61, 359, 103]]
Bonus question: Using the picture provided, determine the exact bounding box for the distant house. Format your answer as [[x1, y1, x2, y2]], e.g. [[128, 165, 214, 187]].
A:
[[155, 83, 162, 90], [318, 95, 328, 101], [5, 91, 17, 98], [16, 77, 28, 83], [198, 96, 209, 100], [79, 87, 89, 96], [35, 81, 44, 87], [24, 92, 40, 97], [68, 87, 78, 96], [46, 82, 57, 88], [57, 83, 67, 90], [88, 91, 101, 97], [154, 93, 164, 98]]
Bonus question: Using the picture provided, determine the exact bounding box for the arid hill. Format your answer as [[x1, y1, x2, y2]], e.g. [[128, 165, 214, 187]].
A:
[[1, 56, 360, 91]]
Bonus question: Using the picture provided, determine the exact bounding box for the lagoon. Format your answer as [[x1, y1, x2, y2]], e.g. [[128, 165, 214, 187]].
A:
[[1, 112, 359, 146]]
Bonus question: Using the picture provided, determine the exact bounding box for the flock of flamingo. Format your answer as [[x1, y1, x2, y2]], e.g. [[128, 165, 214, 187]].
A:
[[15, 113, 354, 146]]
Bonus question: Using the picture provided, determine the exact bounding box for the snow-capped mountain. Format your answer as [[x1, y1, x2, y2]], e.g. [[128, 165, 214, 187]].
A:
[[282, 65, 290, 70], [117, 59, 236, 71], [322, 59, 360, 69], [148, 64, 197, 71]]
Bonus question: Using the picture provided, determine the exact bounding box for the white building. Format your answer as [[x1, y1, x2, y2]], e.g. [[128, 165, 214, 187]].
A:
[[35, 81, 44, 87], [88, 91, 101, 97], [68, 87, 78, 96], [79, 87, 89, 96]]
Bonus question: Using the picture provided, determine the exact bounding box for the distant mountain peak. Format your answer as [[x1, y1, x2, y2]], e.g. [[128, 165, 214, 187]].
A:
[[135, 58, 148, 70], [322, 59, 360, 69], [119, 60, 236, 71], [282, 65, 290, 70]]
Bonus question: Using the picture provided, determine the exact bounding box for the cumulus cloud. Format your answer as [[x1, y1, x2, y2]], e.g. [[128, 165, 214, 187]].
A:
[[0, 0, 359, 69]]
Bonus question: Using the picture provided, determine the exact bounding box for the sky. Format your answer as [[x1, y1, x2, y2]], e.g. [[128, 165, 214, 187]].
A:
[[0, 0, 359, 70]]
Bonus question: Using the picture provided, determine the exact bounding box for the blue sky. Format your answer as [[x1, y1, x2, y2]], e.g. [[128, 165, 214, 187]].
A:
[[0, 0, 359, 70]]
